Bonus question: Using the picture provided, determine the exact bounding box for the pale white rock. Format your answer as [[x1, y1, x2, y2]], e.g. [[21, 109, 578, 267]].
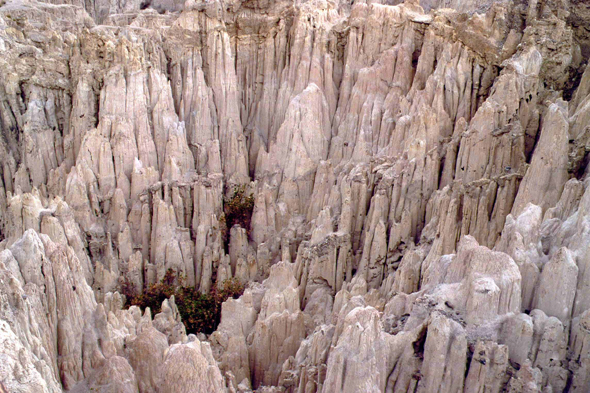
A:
[[423, 236, 521, 319], [85, 356, 139, 393], [500, 313, 534, 366], [323, 304, 426, 393], [533, 248, 578, 323], [211, 290, 258, 383], [417, 312, 467, 393], [496, 204, 545, 311], [506, 360, 543, 393], [390, 247, 425, 295], [158, 339, 228, 393], [258, 262, 301, 319], [126, 327, 168, 393], [248, 262, 307, 388], [153, 297, 186, 345], [229, 225, 250, 276], [529, 310, 568, 392], [256, 83, 331, 219], [1, 1, 590, 392], [512, 101, 570, 216], [464, 340, 509, 393], [323, 307, 393, 393], [0, 320, 61, 393]]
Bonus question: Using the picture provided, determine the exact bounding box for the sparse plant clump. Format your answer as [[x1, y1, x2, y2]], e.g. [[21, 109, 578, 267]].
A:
[[220, 184, 255, 246], [125, 269, 245, 335], [224, 185, 255, 227], [213, 277, 245, 304]]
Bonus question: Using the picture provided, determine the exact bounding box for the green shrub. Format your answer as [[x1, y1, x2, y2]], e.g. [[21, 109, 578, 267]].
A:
[[125, 270, 245, 335], [221, 185, 254, 240], [215, 277, 246, 301]]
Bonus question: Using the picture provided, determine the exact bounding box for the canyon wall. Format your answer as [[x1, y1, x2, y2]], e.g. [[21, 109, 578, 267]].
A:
[[2, 0, 590, 391]]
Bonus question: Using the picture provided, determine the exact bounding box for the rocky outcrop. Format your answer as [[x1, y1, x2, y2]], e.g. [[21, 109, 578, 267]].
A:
[[2, 0, 590, 391]]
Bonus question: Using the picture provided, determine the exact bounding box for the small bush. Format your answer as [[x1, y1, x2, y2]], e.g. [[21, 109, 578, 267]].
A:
[[222, 185, 254, 234], [126, 270, 245, 335], [213, 277, 246, 304]]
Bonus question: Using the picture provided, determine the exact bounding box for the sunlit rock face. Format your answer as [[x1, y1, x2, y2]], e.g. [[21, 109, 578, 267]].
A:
[[2, 0, 590, 391]]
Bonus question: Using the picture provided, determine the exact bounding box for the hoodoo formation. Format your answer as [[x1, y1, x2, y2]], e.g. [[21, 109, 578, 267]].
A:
[[2, 0, 590, 391]]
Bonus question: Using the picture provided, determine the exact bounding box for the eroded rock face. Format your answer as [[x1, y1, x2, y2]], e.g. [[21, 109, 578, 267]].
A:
[[2, 0, 590, 391], [159, 340, 227, 393]]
